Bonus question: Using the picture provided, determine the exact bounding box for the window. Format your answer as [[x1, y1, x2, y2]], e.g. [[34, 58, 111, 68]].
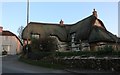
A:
[[71, 33, 75, 39], [31, 33, 40, 39], [2, 45, 11, 52]]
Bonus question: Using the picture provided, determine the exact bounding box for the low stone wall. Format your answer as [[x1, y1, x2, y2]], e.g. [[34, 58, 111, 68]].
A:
[[53, 58, 120, 72]]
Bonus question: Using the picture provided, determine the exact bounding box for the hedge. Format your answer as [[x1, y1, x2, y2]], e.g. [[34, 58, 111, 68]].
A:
[[54, 51, 120, 57]]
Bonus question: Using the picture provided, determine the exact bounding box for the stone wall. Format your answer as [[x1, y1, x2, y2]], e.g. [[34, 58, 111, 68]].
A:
[[50, 36, 67, 52]]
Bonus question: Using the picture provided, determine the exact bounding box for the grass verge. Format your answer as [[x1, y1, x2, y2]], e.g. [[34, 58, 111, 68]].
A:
[[19, 56, 64, 70]]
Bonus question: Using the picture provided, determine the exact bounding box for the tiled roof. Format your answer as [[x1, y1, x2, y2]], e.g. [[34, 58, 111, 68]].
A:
[[2, 31, 15, 36], [1, 31, 23, 45]]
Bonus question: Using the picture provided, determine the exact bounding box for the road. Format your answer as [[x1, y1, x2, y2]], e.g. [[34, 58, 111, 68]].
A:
[[2, 55, 70, 74]]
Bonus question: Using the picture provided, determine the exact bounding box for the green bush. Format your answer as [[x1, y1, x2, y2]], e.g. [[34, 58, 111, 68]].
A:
[[27, 52, 53, 60], [30, 37, 58, 52], [22, 44, 32, 55], [54, 51, 95, 57], [96, 45, 113, 56], [54, 50, 119, 57], [22, 36, 58, 60]]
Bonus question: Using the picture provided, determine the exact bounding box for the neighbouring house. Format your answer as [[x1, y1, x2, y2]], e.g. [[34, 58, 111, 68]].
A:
[[0, 26, 22, 55], [22, 9, 120, 52]]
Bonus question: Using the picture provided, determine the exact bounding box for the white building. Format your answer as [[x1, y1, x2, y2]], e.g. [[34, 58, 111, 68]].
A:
[[0, 26, 22, 55]]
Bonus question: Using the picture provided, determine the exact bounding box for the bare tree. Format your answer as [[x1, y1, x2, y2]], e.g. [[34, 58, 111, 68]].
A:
[[17, 26, 24, 41]]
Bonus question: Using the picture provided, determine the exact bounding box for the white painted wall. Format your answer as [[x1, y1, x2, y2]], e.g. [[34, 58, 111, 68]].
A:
[[71, 33, 80, 51], [0, 35, 2, 55], [0, 36, 22, 55]]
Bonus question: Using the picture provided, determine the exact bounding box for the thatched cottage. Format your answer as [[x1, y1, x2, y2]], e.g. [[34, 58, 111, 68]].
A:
[[22, 9, 120, 51]]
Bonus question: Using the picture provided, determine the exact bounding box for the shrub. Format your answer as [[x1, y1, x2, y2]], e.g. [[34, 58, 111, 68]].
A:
[[22, 44, 32, 55], [96, 45, 113, 56], [30, 37, 58, 52], [27, 52, 52, 60], [24, 36, 58, 60], [54, 51, 94, 57]]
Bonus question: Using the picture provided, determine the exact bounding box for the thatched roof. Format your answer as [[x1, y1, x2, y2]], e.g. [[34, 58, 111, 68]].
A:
[[88, 26, 118, 43], [22, 15, 119, 43], [69, 15, 118, 43], [22, 22, 71, 42]]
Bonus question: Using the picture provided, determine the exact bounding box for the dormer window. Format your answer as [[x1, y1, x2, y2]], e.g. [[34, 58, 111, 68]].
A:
[[31, 33, 40, 39], [71, 33, 76, 39]]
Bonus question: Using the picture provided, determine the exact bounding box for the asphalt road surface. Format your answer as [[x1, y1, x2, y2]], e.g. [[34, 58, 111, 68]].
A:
[[2, 55, 71, 73]]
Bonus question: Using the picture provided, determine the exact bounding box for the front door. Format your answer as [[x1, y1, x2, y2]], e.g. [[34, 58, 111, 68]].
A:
[[2, 45, 11, 54]]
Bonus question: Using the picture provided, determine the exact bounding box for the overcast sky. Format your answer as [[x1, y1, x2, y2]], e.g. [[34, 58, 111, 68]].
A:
[[1, 0, 120, 37]]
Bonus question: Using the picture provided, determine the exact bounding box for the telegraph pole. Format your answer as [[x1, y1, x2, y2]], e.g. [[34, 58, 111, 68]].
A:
[[27, 0, 29, 26], [26, 0, 29, 54]]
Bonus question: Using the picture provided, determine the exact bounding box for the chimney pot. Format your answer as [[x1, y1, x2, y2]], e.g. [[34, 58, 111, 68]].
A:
[[92, 9, 98, 18], [59, 19, 64, 26]]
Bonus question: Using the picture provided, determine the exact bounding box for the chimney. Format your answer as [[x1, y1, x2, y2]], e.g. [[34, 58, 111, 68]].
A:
[[92, 9, 98, 18], [59, 19, 64, 26], [0, 26, 3, 33]]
